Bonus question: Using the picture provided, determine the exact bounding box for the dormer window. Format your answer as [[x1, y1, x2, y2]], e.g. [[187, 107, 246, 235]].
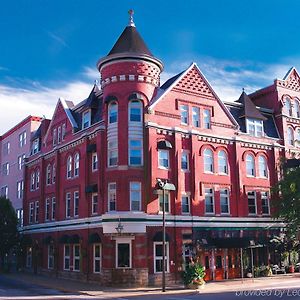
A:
[[246, 118, 263, 137], [82, 111, 91, 129], [32, 138, 39, 155]]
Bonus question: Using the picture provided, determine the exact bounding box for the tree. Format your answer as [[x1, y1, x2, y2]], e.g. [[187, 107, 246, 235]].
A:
[[0, 196, 19, 270], [273, 163, 300, 237]]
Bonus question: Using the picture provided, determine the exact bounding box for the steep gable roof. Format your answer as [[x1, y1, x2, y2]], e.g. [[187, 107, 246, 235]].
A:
[[276, 66, 300, 92], [236, 91, 267, 120], [150, 62, 238, 127]]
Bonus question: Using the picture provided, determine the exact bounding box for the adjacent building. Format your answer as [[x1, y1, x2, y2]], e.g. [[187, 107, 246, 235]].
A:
[[0, 116, 42, 224], [22, 13, 300, 286]]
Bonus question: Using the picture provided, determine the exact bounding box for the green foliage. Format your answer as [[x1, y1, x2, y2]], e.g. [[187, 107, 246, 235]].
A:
[[182, 263, 206, 286], [272, 162, 300, 237], [0, 197, 19, 264]]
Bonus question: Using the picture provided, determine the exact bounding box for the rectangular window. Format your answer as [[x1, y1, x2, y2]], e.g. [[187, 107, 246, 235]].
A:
[[108, 140, 118, 167], [92, 153, 98, 171], [74, 191, 79, 217], [130, 182, 141, 211], [73, 245, 80, 271], [205, 188, 214, 214], [57, 126, 61, 144], [158, 150, 169, 169], [45, 198, 50, 221], [3, 141, 10, 155], [48, 244, 54, 269], [66, 193, 71, 218], [116, 242, 131, 268], [154, 242, 169, 273], [220, 189, 230, 214], [17, 181, 24, 199], [29, 202, 34, 224], [246, 119, 264, 137], [82, 111, 91, 129], [64, 245, 70, 270], [30, 173, 35, 191], [2, 163, 9, 175], [53, 128, 57, 146], [180, 104, 188, 125], [261, 191, 270, 215], [93, 244, 101, 273], [51, 197, 56, 220], [62, 123, 66, 140], [247, 191, 257, 215], [16, 209, 23, 227], [192, 107, 200, 127], [34, 201, 39, 223], [32, 138, 39, 154], [203, 109, 211, 129], [108, 183, 116, 211], [92, 193, 98, 215], [159, 191, 170, 213], [129, 139, 142, 166], [1, 186, 8, 198], [181, 151, 189, 171], [26, 247, 32, 268], [19, 131, 27, 147], [181, 194, 190, 214]]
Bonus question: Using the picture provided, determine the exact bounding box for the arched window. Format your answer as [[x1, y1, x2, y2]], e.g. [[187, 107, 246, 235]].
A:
[[108, 102, 118, 124], [46, 164, 51, 185], [287, 127, 294, 146], [35, 170, 40, 189], [258, 156, 268, 178], [294, 100, 300, 118], [296, 128, 300, 147], [67, 156, 72, 178], [218, 150, 228, 174], [246, 154, 255, 176], [52, 164, 56, 184], [204, 148, 214, 173], [285, 98, 292, 116], [74, 153, 80, 177], [129, 100, 142, 122]]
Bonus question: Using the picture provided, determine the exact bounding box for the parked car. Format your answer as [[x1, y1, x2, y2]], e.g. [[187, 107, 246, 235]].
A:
[[272, 264, 286, 274], [295, 263, 300, 272]]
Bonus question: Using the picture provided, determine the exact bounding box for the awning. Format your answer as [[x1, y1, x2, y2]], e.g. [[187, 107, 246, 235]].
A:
[[201, 237, 263, 249], [153, 231, 171, 242], [88, 233, 101, 244], [157, 140, 172, 150]]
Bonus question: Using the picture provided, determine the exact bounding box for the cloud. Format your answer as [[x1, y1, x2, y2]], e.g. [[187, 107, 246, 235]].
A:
[[47, 31, 69, 48]]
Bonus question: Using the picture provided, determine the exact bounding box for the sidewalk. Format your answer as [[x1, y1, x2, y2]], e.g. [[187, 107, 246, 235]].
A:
[[3, 271, 300, 297]]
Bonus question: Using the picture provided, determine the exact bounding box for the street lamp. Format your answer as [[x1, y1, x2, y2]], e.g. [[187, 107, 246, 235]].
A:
[[115, 218, 124, 235], [155, 178, 176, 292]]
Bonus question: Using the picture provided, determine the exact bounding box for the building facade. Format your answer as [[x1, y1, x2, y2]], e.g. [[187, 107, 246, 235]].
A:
[[0, 116, 42, 224], [22, 14, 300, 286]]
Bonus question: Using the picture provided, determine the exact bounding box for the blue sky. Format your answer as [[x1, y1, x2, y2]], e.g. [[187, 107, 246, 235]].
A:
[[1, 0, 300, 134]]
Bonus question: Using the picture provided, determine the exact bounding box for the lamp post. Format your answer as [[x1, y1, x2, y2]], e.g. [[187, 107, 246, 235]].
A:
[[155, 179, 176, 292]]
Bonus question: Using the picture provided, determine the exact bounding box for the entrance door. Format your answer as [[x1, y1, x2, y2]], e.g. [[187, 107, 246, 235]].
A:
[[215, 249, 224, 280]]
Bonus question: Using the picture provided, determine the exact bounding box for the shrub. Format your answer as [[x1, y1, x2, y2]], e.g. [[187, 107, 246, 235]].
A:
[[182, 263, 206, 286]]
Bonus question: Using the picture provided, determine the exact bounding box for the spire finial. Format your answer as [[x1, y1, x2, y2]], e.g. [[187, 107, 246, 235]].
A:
[[128, 9, 135, 27], [242, 87, 245, 93]]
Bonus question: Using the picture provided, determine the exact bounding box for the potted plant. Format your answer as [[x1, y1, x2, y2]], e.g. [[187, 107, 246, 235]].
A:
[[182, 262, 206, 289]]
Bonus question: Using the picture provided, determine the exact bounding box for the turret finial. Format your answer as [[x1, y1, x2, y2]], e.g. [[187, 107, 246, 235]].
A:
[[128, 9, 135, 27]]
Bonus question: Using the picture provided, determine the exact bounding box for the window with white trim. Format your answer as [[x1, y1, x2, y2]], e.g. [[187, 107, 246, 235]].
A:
[[181, 194, 190, 214], [52, 128, 57, 146], [108, 102, 118, 124], [129, 139, 142, 166], [34, 201, 39, 223], [296, 128, 300, 147], [205, 188, 214, 214], [3, 141, 10, 155], [192, 107, 200, 127], [82, 110, 91, 129], [218, 150, 228, 174], [32, 138, 39, 154], [63, 245, 70, 270], [67, 156, 72, 178], [18, 155, 23, 170], [108, 183, 116, 211], [181, 151, 189, 171], [48, 244, 54, 269], [52, 164, 56, 184], [74, 191, 79, 217], [246, 154, 255, 176], [92, 153, 98, 171], [93, 244, 101, 273], [203, 109, 211, 129], [62, 123, 66, 140], [35, 170, 40, 189], [46, 164, 51, 185], [130, 182, 141, 211], [158, 149, 169, 169], [247, 191, 257, 215], [258, 155, 268, 178], [285, 98, 292, 116], [246, 118, 264, 137], [287, 127, 294, 146], [74, 153, 80, 177], [204, 148, 214, 173], [108, 140, 118, 167], [116, 241, 131, 268], [1, 186, 8, 198], [17, 181, 24, 199], [294, 100, 300, 118], [19, 131, 27, 147], [220, 189, 230, 214], [92, 193, 98, 215], [180, 105, 188, 125], [261, 191, 270, 215], [154, 242, 169, 273], [29, 202, 34, 224], [2, 163, 9, 176], [45, 198, 50, 221], [73, 245, 80, 271], [57, 126, 61, 144], [159, 191, 170, 213], [66, 193, 71, 218], [51, 197, 56, 220], [129, 100, 142, 122]]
